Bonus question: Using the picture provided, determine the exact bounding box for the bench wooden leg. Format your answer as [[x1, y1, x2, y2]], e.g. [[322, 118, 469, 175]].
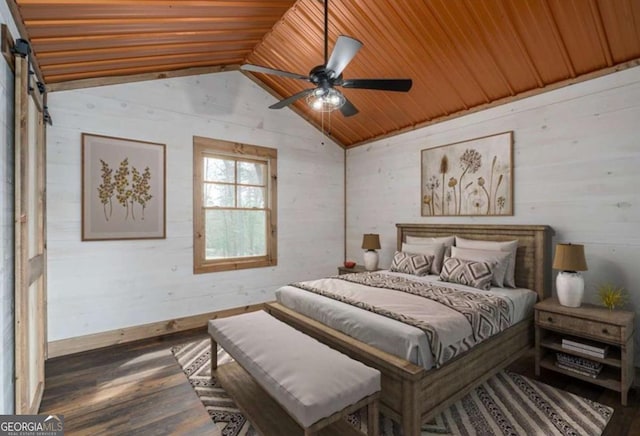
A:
[[303, 429, 314, 436], [367, 399, 379, 436], [210, 337, 218, 374]]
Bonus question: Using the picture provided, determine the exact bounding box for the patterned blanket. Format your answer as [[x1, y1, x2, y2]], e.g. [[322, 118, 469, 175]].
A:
[[291, 272, 512, 367]]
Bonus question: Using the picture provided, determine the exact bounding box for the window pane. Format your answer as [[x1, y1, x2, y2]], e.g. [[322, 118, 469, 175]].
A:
[[204, 183, 234, 207], [204, 157, 235, 182], [238, 161, 266, 185], [205, 210, 266, 259], [238, 186, 265, 208]]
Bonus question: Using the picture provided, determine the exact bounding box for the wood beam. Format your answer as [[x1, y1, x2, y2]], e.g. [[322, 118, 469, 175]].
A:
[[46, 63, 241, 91], [37, 39, 258, 64], [41, 49, 248, 73], [1, 24, 15, 70]]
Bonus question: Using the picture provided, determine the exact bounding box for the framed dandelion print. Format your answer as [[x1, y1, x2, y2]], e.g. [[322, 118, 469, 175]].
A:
[[82, 133, 166, 240], [421, 131, 513, 216]]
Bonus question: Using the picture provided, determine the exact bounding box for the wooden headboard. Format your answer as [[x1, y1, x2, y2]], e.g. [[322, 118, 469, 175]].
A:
[[396, 224, 554, 301]]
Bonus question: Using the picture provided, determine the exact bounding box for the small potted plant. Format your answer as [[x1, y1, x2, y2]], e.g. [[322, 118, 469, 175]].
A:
[[597, 283, 627, 311]]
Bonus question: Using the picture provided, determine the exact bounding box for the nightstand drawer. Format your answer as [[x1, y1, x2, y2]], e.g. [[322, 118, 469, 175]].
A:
[[537, 310, 621, 342]]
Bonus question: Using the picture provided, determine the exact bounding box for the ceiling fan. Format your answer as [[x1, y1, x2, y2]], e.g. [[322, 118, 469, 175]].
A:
[[240, 0, 412, 117]]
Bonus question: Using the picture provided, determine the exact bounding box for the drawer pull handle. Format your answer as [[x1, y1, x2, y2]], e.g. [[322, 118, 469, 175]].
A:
[[602, 328, 609, 334], [547, 317, 553, 323]]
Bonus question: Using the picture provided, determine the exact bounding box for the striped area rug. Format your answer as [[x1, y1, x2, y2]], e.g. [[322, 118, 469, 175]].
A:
[[172, 339, 613, 436]]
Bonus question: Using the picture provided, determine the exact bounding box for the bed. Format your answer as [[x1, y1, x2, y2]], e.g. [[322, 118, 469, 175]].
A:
[[265, 224, 553, 436]]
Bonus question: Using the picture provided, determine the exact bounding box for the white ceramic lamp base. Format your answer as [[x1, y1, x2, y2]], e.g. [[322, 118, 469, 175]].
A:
[[556, 271, 584, 307], [363, 250, 379, 271]]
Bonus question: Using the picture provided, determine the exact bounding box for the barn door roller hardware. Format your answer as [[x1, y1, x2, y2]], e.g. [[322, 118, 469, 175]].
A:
[[12, 38, 52, 125]]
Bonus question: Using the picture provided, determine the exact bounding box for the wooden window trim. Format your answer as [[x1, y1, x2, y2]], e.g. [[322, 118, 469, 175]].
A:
[[193, 136, 277, 274]]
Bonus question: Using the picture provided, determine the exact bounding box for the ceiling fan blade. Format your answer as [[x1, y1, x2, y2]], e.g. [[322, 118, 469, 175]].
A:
[[241, 64, 309, 81], [269, 89, 315, 109], [326, 36, 363, 77], [341, 78, 413, 92], [340, 97, 359, 117]]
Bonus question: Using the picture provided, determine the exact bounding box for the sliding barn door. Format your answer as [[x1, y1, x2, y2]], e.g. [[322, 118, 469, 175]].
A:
[[14, 53, 47, 414]]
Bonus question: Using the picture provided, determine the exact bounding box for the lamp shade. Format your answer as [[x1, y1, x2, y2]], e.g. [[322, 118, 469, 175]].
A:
[[362, 234, 381, 250], [552, 243, 588, 272]]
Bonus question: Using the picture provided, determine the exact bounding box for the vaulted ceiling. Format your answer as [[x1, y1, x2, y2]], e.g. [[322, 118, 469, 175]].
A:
[[10, 0, 640, 147]]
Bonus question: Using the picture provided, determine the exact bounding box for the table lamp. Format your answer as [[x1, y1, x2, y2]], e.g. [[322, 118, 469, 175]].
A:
[[552, 243, 588, 307], [362, 234, 381, 271]]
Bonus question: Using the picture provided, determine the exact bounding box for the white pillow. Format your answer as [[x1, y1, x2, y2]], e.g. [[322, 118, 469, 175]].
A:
[[455, 237, 519, 287], [402, 242, 445, 274], [451, 246, 511, 288], [405, 235, 455, 258]]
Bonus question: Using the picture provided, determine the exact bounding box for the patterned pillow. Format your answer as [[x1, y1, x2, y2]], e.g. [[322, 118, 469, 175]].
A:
[[402, 242, 445, 274], [455, 237, 518, 288], [439, 257, 495, 290], [451, 246, 511, 288], [390, 251, 434, 276]]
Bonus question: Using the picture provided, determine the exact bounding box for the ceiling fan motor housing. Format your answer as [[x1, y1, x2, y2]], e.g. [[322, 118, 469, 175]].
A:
[[309, 65, 342, 89]]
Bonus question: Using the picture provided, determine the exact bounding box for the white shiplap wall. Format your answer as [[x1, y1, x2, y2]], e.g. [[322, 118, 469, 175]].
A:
[[46, 72, 344, 341], [347, 66, 640, 359], [0, 1, 18, 414]]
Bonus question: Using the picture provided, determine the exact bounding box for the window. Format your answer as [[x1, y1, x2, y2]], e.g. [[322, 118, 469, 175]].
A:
[[193, 136, 277, 273]]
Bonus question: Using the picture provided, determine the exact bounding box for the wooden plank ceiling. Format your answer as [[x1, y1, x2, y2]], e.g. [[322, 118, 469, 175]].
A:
[[14, 0, 640, 148]]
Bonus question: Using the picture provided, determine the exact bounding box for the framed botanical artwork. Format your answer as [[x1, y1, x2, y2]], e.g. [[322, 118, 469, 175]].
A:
[[421, 131, 513, 216], [82, 133, 166, 240]]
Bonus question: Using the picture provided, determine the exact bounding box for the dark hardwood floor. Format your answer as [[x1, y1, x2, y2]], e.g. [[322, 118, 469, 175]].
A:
[[39, 330, 215, 435], [40, 330, 640, 435]]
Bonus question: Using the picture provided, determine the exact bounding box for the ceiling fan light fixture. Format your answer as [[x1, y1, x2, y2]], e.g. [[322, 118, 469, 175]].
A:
[[306, 88, 345, 112], [241, 0, 410, 118]]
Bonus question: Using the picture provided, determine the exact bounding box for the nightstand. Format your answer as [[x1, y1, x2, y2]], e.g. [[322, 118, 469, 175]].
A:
[[535, 298, 635, 405], [337, 265, 376, 275]]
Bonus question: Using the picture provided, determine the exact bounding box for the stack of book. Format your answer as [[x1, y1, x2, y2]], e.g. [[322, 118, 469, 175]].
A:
[[556, 352, 603, 378], [561, 338, 609, 359]]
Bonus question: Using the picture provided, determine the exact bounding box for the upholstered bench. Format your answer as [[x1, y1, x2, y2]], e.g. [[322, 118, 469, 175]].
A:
[[209, 310, 381, 436]]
